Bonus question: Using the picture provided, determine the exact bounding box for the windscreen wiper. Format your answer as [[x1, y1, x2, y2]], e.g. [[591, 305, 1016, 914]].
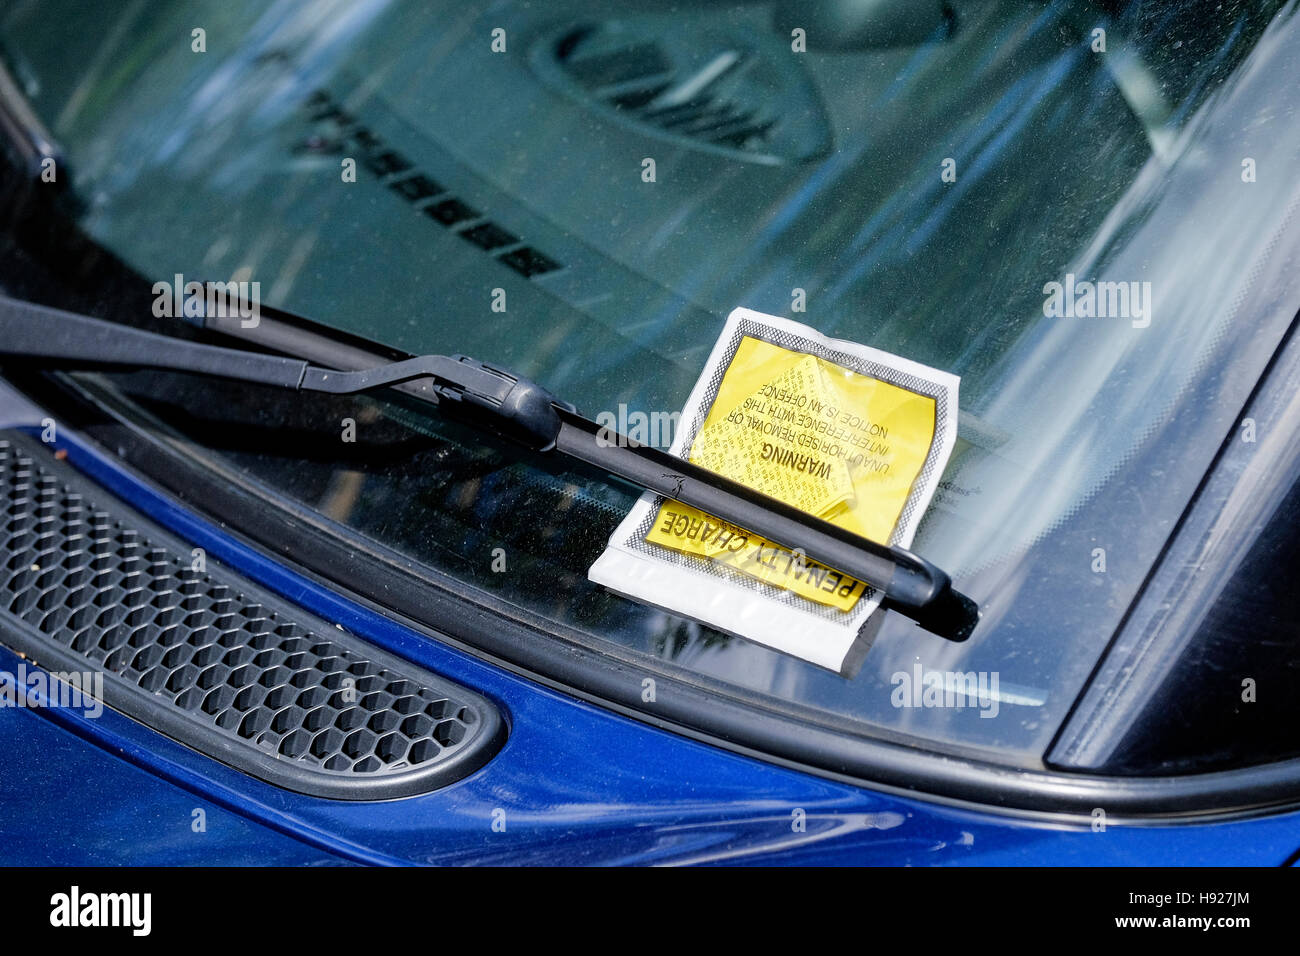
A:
[[0, 294, 979, 641]]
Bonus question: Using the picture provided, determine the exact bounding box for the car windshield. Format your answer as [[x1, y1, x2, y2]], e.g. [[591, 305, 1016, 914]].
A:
[[4, 0, 1300, 764]]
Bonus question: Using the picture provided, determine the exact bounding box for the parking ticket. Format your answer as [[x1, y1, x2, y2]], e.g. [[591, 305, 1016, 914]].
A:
[[589, 307, 959, 672]]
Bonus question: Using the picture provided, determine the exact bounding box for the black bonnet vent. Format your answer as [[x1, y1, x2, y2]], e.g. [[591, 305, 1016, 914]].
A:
[[0, 432, 504, 799]]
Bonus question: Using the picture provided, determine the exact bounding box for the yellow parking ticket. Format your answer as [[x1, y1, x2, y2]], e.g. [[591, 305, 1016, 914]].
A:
[[643, 336, 938, 609], [589, 307, 959, 673]]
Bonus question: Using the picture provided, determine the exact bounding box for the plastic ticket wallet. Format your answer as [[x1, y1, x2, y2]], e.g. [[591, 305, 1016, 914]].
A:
[[589, 308, 960, 672]]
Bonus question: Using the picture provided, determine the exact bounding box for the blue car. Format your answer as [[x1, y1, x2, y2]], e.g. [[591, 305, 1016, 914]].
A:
[[1, 0, 1300, 869]]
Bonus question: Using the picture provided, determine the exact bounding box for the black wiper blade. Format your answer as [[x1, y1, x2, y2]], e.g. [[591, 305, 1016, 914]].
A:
[[553, 410, 978, 640], [0, 294, 979, 641]]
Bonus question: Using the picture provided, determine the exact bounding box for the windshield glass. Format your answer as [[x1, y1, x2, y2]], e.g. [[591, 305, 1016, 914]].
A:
[[4, 0, 1300, 764]]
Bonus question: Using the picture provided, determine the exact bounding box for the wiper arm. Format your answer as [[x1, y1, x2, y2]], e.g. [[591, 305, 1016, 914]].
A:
[[1, 296, 567, 447], [0, 294, 979, 641]]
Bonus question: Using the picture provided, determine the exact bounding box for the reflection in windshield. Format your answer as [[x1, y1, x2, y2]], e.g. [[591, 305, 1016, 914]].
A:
[[4, 0, 1300, 760]]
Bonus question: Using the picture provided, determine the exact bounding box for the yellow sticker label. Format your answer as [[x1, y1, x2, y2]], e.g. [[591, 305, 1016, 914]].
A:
[[648, 506, 870, 610], [645, 335, 937, 610]]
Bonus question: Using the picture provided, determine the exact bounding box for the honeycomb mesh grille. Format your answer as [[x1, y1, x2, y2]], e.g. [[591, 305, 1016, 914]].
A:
[[0, 433, 503, 798]]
